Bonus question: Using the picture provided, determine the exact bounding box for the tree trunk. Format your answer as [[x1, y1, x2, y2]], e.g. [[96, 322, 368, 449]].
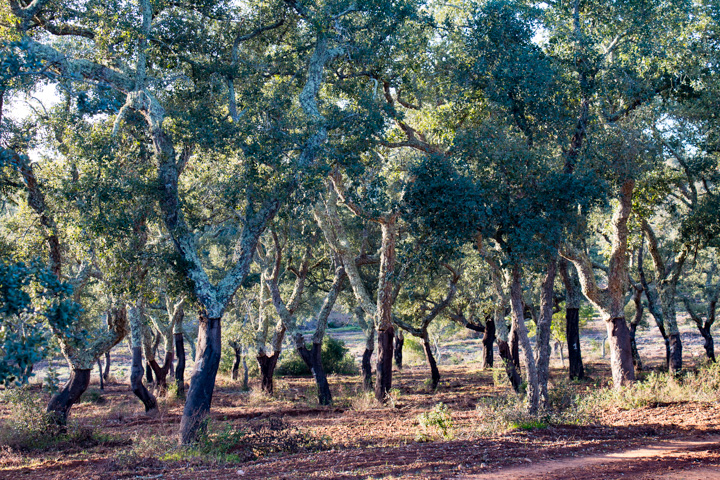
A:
[[179, 313, 222, 444], [46, 368, 91, 427], [607, 317, 635, 387], [145, 361, 154, 384], [559, 258, 584, 380], [174, 332, 186, 398], [231, 346, 241, 381], [669, 333, 682, 373], [422, 333, 440, 390], [297, 342, 332, 405], [566, 307, 584, 380], [131, 346, 158, 413], [536, 259, 557, 409], [700, 327, 716, 362], [629, 321, 642, 373], [394, 329, 404, 370], [97, 359, 104, 390], [510, 266, 539, 413], [103, 351, 111, 382], [510, 327, 521, 372], [498, 339, 522, 393], [257, 351, 280, 395], [482, 318, 495, 369], [362, 347, 373, 391], [375, 326, 394, 401], [149, 350, 174, 396], [242, 356, 249, 390]]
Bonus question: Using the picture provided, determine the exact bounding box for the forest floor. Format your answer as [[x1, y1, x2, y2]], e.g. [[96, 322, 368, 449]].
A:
[[1, 318, 720, 479]]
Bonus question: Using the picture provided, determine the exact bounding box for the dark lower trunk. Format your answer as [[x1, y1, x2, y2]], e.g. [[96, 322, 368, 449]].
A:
[[242, 357, 249, 390], [298, 342, 332, 405], [179, 314, 222, 445], [97, 359, 104, 390], [510, 327, 521, 372], [374, 326, 394, 402], [482, 319, 495, 370], [422, 335, 440, 390], [701, 328, 716, 362], [607, 317, 636, 387], [130, 346, 158, 413], [629, 322, 643, 373], [174, 333, 186, 398], [361, 347, 373, 391], [257, 351, 280, 395], [103, 351, 111, 382], [46, 368, 91, 427], [149, 351, 174, 396], [394, 334, 404, 370], [231, 348, 241, 381], [145, 361, 154, 384], [566, 307, 584, 380], [669, 333, 682, 374], [498, 339, 522, 393]]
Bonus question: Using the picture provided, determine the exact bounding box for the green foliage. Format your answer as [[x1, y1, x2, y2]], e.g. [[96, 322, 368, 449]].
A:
[[416, 402, 454, 441], [42, 363, 60, 395], [275, 337, 358, 377], [0, 386, 114, 451], [579, 363, 720, 412], [0, 260, 82, 386]]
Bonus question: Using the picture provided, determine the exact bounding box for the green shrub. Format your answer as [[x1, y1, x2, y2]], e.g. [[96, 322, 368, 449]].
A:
[[0, 387, 119, 451], [416, 402, 454, 441], [578, 363, 720, 413], [275, 337, 358, 376]]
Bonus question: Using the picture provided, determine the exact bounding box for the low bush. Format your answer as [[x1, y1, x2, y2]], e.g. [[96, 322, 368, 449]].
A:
[[275, 337, 358, 376], [416, 403, 454, 441], [0, 387, 121, 452], [578, 362, 720, 412]]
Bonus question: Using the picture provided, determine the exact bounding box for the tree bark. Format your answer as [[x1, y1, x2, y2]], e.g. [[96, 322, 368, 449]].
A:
[[149, 350, 174, 396], [422, 333, 440, 390], [46, 368, 91, 427], [482, 318, 495, 369], [566, 308, 584, 380], [510, 266, 539, 413], [145, 361, 154, 384], [129, 303, 158, 412], [498, 339, 522, 392], [174, 332, 186, 398], [257, 351, 280, 395], [131, 346, 158, 413], [103, 351, 111, 382], [231, 344, 241, 381], [559, 258, 584, 380], [607, 317, 636, 387], [97, 359, 104, 390], [700, 327, 716, 362], [536, 259, 557, 409], [394, 329, 404, 370], [179, 312, 222, 445], [297, 342, 332, 405], [510, 327, 521, 372], [375, 326, 394, 401]]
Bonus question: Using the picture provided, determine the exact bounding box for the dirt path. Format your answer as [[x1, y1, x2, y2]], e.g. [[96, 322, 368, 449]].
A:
[[461, 435, 720, 480]]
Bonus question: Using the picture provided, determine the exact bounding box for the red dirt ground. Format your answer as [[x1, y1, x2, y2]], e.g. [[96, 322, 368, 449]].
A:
[[2, 362, 720, 480]]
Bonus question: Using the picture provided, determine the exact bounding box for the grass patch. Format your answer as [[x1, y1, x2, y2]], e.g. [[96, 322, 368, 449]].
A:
[[0, 387, 124, 452]]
